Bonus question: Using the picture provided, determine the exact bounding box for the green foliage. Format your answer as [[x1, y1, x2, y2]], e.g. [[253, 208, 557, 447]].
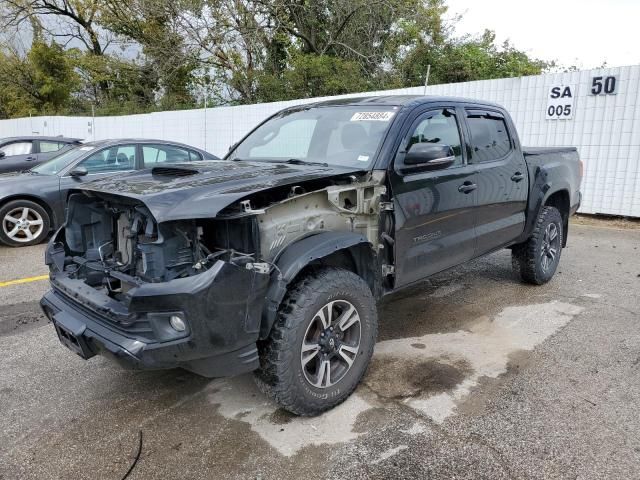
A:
[[0, 41, 78, 117], [0, 1, 552, 119], [255, 53, 372, 102]]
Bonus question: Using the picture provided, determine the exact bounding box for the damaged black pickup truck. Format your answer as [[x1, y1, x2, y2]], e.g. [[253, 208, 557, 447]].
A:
[[41, 96, 582, 415]]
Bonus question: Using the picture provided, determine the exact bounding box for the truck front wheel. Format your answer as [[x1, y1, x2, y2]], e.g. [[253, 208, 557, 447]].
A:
[[255, 267, 378, 416], [512, 206, 564, 285]]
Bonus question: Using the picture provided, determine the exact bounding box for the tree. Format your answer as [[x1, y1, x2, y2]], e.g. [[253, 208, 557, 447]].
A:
[[172, 0, 451, 103], [2, 0, 110, 55], [102, 0, 197, 109], [0, 0, 554, 118], [398, 29, 550, 86], [0, 40, 78, 116]]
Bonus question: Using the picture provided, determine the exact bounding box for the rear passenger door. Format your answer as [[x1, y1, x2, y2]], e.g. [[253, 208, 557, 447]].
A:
[[465, 109, 527, 255], [390, 106, 478, 287], [0, 140, 35, 173]]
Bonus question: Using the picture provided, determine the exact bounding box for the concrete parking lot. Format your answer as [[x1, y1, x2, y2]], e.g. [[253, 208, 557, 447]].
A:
[[1, 219, 639, 480]]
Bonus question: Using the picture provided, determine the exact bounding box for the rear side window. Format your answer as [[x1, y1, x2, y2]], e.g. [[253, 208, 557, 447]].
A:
[[39, 141, 65, 153], [1, 141, 32, 156], [142, 144, 194, 167], [466, 111, 512, 162]]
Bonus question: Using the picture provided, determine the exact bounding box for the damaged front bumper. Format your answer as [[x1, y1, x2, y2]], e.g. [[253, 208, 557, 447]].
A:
[[41, 252, 270, 378]]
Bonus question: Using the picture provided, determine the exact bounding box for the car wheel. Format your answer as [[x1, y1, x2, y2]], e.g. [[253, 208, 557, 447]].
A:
[[255, 267, 378, 416], [512, 206, 563, 285], [0, 200, 51, 247]]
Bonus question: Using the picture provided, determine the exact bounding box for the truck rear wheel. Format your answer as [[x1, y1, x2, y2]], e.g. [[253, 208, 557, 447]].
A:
[[255, 267, 377, 416], [512, 206, 563, 285]]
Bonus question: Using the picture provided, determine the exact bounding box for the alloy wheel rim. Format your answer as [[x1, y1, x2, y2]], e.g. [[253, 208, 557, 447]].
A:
[[540, 222, 559, 272], [2, 207, 44, 243], [300, 299, 362, 389]]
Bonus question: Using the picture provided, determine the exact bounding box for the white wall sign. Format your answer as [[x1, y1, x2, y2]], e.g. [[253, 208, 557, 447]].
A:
[[546, 84, 576, 120]]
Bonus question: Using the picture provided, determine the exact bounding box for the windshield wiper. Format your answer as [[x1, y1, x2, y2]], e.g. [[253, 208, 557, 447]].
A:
[[279, 158, 328, 167]]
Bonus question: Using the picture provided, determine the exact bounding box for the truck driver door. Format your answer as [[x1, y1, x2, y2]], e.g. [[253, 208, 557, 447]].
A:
[[389, 107, 478, 288]]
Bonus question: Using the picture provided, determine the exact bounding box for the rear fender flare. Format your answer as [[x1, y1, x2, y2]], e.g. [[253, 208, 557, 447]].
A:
[[517, 166, 570, 244]]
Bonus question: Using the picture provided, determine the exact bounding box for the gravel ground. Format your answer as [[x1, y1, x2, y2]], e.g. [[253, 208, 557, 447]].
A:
[[0, 220, 638, 480]]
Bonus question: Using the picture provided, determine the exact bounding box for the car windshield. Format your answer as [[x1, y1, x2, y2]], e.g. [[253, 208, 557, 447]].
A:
[[227, 105, 398, 168], [31, 146, 95, 175]]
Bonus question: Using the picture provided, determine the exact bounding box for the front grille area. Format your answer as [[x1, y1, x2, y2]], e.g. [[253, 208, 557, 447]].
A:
[[51, 287, 156, 343]]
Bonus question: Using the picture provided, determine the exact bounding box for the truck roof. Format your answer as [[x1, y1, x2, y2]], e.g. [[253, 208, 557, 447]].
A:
[[308, 95, 504, 109]]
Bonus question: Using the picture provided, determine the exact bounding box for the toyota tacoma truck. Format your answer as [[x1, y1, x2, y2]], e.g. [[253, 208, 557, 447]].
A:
[[41, 96, 582, 415]]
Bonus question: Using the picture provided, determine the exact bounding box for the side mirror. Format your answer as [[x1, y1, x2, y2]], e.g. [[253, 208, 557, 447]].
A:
[[69, 166, 88, 177], [404, 143, 456, 171], [0, 151, 5, 159]]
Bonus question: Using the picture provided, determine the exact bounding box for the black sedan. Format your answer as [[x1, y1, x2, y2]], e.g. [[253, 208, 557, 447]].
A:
[[0, 139, 218, 247], [0, 136, 82, 173]]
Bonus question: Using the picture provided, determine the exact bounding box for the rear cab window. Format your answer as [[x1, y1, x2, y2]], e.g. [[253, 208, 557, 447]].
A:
[[466, 110, 512, 162]]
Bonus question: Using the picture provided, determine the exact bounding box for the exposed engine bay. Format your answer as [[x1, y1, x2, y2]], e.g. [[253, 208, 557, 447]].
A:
[[48, 171, 391, 302]]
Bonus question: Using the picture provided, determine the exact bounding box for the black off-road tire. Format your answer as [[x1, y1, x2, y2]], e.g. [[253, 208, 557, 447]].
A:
[[254, 267, 378, 416], [0, 199, 51, 247], [512, 206, 564, 285]]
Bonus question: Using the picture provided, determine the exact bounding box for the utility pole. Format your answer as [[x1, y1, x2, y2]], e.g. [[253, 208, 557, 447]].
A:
[[91, 104, 96, 140], [203, 87, 208, 151], [423, 65, 431, 95]]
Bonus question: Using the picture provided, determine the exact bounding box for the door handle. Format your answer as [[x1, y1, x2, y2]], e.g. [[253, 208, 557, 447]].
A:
[[26, 156, 36, 161], [511, 172, 525, 182], [458, 181, 477, 194]]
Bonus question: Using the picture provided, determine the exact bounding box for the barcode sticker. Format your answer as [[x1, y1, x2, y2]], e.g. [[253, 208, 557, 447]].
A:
[[350, 112, 395, 122]]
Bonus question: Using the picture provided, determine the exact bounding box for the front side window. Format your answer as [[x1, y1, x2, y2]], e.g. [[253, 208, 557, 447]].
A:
[[39, 141, 64, 153], [32, 146, 94, 175], [405, 109, 464, 167], [466, 111, 512, 162], [142, 145, 192, 167], [79, 145, 136, 173], [228, 106, 397, 168], [1, 141, 32, 156]]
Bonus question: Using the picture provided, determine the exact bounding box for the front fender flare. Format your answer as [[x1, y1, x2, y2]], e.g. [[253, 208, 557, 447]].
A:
[[260, 231, 373, 339]]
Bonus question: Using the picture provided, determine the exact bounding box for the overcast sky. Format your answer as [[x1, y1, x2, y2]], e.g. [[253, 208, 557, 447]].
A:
[[446, 0, 640, 69]]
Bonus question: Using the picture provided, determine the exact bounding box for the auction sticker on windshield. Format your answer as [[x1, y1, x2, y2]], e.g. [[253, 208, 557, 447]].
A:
[[350, 112, 395, 122]]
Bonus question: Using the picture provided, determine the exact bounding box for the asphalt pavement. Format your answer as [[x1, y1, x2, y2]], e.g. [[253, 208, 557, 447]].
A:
[[0, 220, 639, 479]]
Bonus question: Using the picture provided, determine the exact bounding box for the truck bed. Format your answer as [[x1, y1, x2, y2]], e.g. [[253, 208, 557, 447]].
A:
[[523, 146, 578, 156]]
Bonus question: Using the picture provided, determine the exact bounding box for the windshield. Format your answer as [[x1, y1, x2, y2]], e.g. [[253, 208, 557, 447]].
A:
[[227, 105, 398, 168], [31, 146, 95, 175]]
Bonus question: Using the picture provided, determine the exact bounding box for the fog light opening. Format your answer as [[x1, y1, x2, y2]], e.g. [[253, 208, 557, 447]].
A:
[[169, 315, 186, 332]]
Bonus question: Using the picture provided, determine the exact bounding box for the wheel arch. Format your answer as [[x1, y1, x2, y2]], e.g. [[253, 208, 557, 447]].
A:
[[0, 195, 57, 230], [260, 232, 379, 340], [543, 188, 570, 247]]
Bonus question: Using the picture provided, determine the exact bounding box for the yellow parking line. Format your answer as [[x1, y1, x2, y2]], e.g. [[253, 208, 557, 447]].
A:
[[0, 274, 49, 288]]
